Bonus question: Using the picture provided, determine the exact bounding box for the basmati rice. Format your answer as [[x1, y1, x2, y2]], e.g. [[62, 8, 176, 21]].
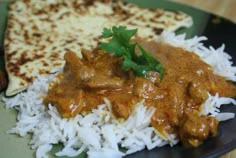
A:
[[2, 31, 236, 158]]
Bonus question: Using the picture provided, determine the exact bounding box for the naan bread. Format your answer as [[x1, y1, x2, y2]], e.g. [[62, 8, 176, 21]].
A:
[[4, 0, 193, 96]]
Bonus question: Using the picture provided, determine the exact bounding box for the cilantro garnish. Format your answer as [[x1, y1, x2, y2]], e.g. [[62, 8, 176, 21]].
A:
[[99, 26, 164, 78]]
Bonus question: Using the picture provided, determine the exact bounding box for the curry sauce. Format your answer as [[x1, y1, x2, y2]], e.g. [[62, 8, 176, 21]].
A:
[[44, 42, 236, 147]]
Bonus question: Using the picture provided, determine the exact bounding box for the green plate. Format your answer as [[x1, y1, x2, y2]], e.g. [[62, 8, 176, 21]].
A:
[[0, 0, 236, 158]]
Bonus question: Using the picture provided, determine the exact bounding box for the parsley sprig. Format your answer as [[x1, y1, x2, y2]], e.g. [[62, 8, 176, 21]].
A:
[[99, 26, 164, 78]]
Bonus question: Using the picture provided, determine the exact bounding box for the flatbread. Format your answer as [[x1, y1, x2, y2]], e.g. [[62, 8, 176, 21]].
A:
[[4, 0, 193, 96]]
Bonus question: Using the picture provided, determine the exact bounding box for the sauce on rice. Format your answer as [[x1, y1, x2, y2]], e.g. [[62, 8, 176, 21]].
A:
[[44, 41, 236, 147]]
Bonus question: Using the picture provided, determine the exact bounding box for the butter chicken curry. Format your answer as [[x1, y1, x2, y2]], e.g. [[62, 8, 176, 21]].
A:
[[44, 41, 236, 147]]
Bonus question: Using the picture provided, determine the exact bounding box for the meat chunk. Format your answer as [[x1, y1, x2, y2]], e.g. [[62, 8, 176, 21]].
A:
[[112, 102, 130, 119], [64, 51, 83, 68], [133, 77, 158, 99], [179, 111, 218, 147], [45, 89, 86, 118], [188, 82, 208, 104], [207, 116, 219, 136], [81, 50, 94, 62], [110, 93, 136, 119], [78, 66, 95, 82], [64, 51, 96, 82], [87, 75, 124, 89]]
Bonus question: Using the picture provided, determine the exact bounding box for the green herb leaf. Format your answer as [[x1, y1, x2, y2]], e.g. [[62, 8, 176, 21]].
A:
[[101, 27, 113, 38], [99, 26, 164, 78]]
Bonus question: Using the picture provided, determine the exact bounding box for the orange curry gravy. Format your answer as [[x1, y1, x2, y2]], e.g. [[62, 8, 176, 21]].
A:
[[44, 41, 236, 147]]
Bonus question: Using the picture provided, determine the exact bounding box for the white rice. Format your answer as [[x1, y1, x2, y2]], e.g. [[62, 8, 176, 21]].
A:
[[2, 31, 236, 158]]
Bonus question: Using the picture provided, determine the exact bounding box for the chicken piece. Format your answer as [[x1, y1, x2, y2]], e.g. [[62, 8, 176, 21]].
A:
[[207, 116, 219, 136], [188, 82, 208, 104], [64, 51, 84, 69], [45, 89, 86, 118], [179, 111, 218, 147], [133, 77, 158, 99], [78, 66, 95, 82], [64, 51, 96, 82], [112, 102, 130, 119], [87, 75, 124, 89], [110, 93, 136, 119], [81, 49, 94, 62]]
